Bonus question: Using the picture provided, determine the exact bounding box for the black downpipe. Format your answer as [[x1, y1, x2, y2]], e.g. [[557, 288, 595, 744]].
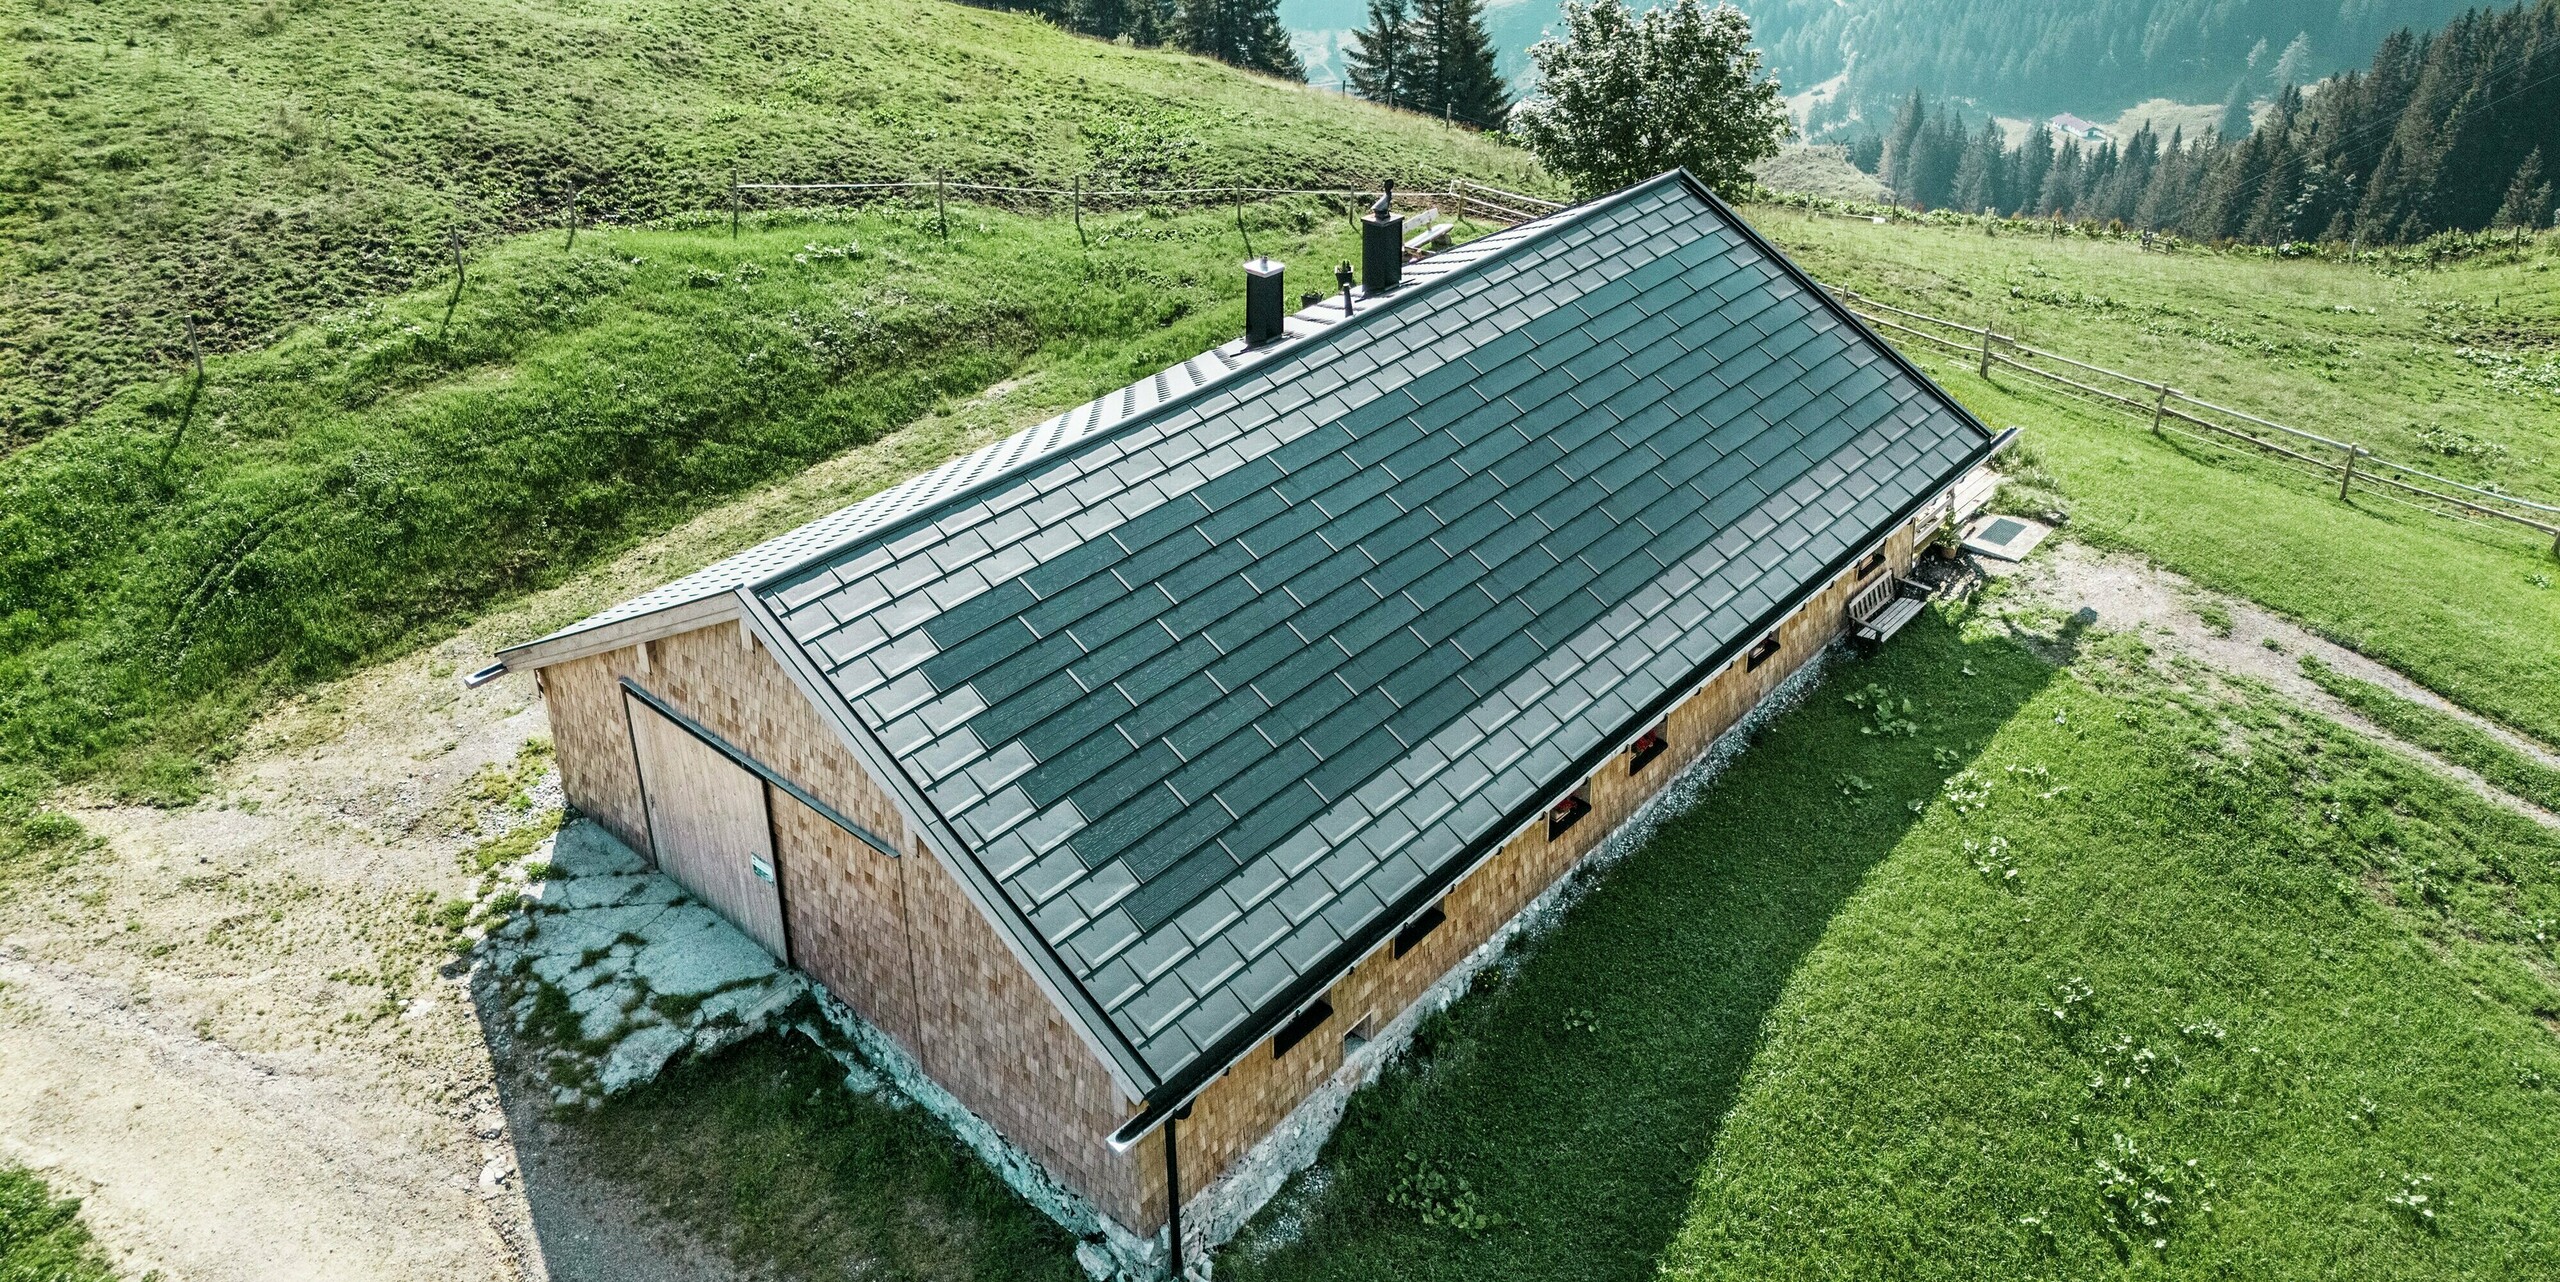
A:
[[1165, 1114, 1184, 1278]]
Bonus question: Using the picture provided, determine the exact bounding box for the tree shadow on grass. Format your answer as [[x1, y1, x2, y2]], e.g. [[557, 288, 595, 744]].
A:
[[1223, 611, 2075, 1282]]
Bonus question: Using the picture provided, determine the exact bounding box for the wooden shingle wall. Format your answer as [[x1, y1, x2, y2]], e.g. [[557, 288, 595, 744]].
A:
[[538, 623, 1159, 1226], [1148, 524, 1921, 1225], [535, 519, 1923, 1239]]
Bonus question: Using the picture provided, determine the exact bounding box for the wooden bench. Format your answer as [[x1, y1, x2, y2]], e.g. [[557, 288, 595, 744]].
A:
[[1848, 573, 1930, 653]]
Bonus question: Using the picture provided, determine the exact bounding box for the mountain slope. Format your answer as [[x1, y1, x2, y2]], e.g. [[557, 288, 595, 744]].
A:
[[0, 0, 1538, 440], [1286, 0, 2482, 126]]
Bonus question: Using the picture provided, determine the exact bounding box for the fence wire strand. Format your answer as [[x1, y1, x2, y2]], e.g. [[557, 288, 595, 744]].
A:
[[1824, 287, 2560, 544]]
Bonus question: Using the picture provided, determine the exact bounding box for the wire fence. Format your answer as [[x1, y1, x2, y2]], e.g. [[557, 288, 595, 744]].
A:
[[1823, 286, 2560, 555], [723, 176, 1565, 237]]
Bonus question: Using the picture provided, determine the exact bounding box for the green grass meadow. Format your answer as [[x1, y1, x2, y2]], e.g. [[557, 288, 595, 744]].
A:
[[0, 200, 1406, 803], [1228, 609, 2560, 1280], [1754, 211, 2560, 748], [564, 1036, 1083, 1281], [0, 0, 1539, 438], [0, 1165, 122, 1282], [2299, 655, 2560, 816], [10, 4, 2560, 1271]]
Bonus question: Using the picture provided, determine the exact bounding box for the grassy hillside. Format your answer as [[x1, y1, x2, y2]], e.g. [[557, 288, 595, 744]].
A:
[[0, 201, 1390, 803], [1751, 211, 2560, 745], [1228, 614, 2560, 1280], [0, 0, 1539, 439]]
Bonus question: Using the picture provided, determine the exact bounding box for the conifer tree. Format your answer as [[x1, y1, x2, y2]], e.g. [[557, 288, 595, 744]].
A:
[[2272, 31, 2313, 89], [1878, 91, 1926, 205], [1950, 117, 2005, 214], [1344, 0, 1415, 107], [1411, 0, 1508, 127], [2496, 149, 2553, 233], [1175, 0, 1304, 79], [2012, 122, 2055, 216]]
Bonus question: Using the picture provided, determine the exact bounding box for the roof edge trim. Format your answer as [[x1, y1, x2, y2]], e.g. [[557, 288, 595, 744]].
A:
[[496, 594, 743, 671], [1108, 426, 2005, 1150], [732, 588, 1163, 1098]]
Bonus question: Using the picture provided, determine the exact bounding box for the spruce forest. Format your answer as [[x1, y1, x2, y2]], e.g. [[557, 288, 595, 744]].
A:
[[1850, 0, 2560, 245], [964, 0, 1305, 77]]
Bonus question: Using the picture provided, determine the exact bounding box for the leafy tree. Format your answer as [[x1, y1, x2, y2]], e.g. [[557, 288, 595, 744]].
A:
[[1174, 0, 1304, 79], [1411, 0, 1509, 127], [1345, 0, 1416, 107], [1509, 0, 1789, 197]]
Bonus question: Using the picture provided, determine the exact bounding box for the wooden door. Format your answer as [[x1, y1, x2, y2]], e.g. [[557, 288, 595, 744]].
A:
[[626, 696, 789, 960]]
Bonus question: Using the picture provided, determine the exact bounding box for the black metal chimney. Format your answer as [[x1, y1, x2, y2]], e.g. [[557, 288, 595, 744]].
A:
[[1244, 257, 1285, 345], [1361, 180, 1403, 296]]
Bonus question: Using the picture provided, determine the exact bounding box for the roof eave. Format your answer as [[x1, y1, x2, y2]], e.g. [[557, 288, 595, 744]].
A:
[[493, 592, 744, 672], [1107, 421, 2005, 1150]]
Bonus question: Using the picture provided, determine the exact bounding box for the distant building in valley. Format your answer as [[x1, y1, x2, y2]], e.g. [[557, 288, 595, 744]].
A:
[[2049, 113, 2109, 142]]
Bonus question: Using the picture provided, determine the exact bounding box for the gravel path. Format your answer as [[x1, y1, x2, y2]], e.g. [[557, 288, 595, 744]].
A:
[[1989, 538, 2560, 828], [0, 623, 725, 1281]]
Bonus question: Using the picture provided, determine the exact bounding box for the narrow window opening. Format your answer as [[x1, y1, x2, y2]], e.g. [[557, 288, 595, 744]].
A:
[[1547, 781, 1592, 840], [1746, 634, 1781, 672], [1393, 903, 1447, 957], [1344, 1012, 1380, 1055], [1856, 549, 1887, 581], [1628, 722, 1669, 774], [1273, 998, 1334, 1058]]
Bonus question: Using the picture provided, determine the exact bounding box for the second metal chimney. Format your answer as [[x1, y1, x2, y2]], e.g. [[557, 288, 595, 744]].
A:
[[1361, 181, 1404, 297], [1245, 257, 1286, 345]]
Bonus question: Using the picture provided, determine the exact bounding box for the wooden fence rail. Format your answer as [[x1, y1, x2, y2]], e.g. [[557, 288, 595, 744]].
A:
[[1824, 286, 2560, 555], [728, 178, 1567, 227]]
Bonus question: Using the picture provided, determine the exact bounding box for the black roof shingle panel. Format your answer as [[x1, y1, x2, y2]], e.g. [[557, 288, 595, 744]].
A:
[[538, 172, 1990, 1098]]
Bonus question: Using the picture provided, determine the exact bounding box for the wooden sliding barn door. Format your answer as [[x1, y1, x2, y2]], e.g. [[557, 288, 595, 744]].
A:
[[624, 694, 789, 960]]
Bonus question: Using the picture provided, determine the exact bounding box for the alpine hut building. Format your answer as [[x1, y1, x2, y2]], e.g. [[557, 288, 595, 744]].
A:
[[487, 170, 2004, 1276]]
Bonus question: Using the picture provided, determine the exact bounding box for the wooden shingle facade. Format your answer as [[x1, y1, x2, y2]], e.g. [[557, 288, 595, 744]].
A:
[[493, 170, 2000, 1271]]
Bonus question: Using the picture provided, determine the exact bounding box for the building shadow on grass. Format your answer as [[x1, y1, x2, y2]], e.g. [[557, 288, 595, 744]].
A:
[[1222, 610, 2076, 1282], [463, 893, 1084, 1281]]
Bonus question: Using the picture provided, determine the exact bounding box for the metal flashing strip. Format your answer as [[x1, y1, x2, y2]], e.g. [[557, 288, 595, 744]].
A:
[[617, 677, 901, 860], [1107, 421, 2003, 1149]]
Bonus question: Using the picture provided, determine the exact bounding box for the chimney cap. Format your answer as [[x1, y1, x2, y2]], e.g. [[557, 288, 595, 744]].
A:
[[1369, 180, 1394, 219], [1246, 256, 1283, 277]]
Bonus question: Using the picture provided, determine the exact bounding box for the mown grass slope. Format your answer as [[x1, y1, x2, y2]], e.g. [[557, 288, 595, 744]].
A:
[[0, 0, 1539, 437], [0, 201, 1388, 802], [1227, 610, 2560, 1280], [1753, 212, 2560, 746]]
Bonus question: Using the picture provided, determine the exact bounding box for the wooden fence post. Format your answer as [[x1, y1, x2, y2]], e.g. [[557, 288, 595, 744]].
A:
[[565, 179, 582, 249], [157, 314, 207, 476], [437, 230, 466, 342], [2150, 383, 2169, 435], [1073, 176, 1086, 248], [729, 169, 740, 240], [1977, 324, 1993, 378], [2339, 444, 2359, 500], [935, 170, 948, 241]]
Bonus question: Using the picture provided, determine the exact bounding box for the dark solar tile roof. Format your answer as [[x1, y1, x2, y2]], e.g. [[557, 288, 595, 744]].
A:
[[738, 172, 1995, 1093]]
